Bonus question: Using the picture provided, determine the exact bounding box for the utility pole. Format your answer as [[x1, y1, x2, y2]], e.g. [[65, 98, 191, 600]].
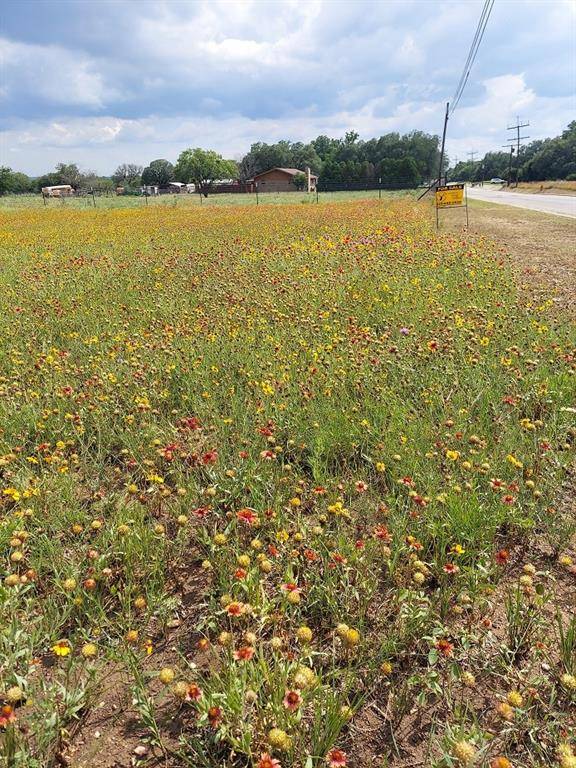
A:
[[502, 143, 515, 186], [506, 116, 529, 188], [467, 150, 478, 163], [437, 102, 449, 187]]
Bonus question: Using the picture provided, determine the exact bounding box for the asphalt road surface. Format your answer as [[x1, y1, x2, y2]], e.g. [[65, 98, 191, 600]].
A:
[[466, 186, 576, 218]]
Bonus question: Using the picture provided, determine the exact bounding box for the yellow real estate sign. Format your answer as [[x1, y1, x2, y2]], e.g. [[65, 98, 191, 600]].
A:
[[435, 184, 464, 207]]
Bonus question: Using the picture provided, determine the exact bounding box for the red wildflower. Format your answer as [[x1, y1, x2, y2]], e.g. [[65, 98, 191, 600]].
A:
[[160, 443, 179, 461], [282, 689, 302, 711], [179, 416, 201, 430], [207, 705, 222, 727], [326, 748, 347, 767], [236, 507, 258, 525], [373, 525, 392, 542], [495, 549, 509, 565], [257, 754, 281, 768], [435, 638, 454, 656], [186, 683, 203, 701], [226, 601, 244, 616], [233, 646, 255, 661], [0, 705, 16, 728], [443, 563, 460, 574], [201, 450, 218, 465]]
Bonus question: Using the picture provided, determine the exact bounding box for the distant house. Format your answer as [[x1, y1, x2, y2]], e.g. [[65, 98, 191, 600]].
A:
[[251, 167, 318, 193], [42, 184, 73, 197]]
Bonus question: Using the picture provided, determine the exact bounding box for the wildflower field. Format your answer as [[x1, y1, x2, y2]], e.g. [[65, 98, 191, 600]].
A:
[[0, 199, 574, 768]]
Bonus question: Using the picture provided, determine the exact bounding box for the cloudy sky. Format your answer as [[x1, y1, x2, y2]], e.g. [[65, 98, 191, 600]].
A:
[[1, 0, 575, 175]]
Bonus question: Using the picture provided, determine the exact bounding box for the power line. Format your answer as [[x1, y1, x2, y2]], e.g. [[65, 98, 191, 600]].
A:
[[450, 0, 495, 115], [468, 150, 478, 162], [421, 1, 495, 198], [450, 0, 490, 110]]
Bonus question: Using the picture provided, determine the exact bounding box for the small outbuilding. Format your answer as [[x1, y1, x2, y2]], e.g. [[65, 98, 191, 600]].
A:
[[251, 167, 318, 193], [167, 181, 187, 193], [42, 184, 73, 197]]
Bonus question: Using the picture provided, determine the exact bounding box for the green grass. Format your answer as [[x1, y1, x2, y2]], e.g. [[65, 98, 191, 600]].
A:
[[0, 198, 574, 767], [0, 188, 416, 210]]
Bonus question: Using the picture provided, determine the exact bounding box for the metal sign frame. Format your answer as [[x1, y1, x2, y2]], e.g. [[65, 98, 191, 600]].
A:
[[435, 184, 469, 229]]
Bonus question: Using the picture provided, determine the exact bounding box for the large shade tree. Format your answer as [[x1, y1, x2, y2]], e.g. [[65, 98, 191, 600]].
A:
[[141, 159, 175, 187], [175, 149, 237, 195]]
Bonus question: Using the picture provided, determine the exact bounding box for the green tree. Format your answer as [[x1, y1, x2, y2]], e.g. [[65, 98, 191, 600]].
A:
[[141, 159, 174, 187], [0, 167, 34, 195], [8, 172, 34, 193], [239, 141, 321, 181], [35, 172, 60, 192], [0, 167, 12, 196], [175, 149, 237, 196], [112, 163, 143, 187], [54, 163, 83, 188], [292, 172, 307, 191], [520, 122, 576, 180]]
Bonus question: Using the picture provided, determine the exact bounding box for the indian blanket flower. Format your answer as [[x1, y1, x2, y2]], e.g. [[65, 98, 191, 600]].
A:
[[52, 639, 71, 657], [237, 507, 259, 525], [207, 705, 222, 727], [435, 638, 454, 656], [283, 689, 302, 711], [0, 705, 16, 728], [326, 748, 347, 767], [186, 683, 203, 701], [233, 646, 255, 662], [495, 549, 510, 565], [258, 753, 282, 768], [226, 601, 244, 616]]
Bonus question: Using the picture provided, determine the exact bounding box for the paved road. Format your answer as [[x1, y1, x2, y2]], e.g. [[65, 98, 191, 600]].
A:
[[466, 186, 576, 218]]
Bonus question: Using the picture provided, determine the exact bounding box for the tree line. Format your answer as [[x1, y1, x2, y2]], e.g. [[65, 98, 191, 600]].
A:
[[1, 122, 574, 196], [451, 122, 576, 183], [238, 130, 441, 186]]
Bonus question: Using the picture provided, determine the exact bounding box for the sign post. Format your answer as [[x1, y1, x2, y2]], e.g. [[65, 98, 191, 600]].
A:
[[434, 183, 468, 229]]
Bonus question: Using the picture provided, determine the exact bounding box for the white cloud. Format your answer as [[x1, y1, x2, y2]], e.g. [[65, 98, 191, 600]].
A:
[[446, 73, 574, 160], [0, 37, 116, 107], [1, 0, 574, 174]]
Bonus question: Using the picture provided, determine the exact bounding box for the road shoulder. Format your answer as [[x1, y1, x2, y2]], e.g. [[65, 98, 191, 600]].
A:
[[442, 199, 576, 316]]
